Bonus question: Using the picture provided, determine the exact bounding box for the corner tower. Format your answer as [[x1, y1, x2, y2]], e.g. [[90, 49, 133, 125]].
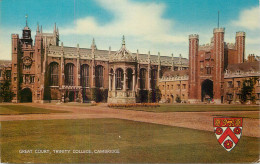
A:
[[235, 31, 245, 63], [213, 28, 225, 104], [188, 34, 199, 103]]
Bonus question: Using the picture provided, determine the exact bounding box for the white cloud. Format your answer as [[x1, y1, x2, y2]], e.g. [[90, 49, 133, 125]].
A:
[[61, 0, 186, 44], [232, 6, 260, 30], [0, 28, 12, 60]]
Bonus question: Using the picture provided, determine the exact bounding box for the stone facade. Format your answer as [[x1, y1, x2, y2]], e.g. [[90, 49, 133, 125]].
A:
[[224, 61, 260, 104], [158, 70, 189, 103], [8, 23, 188, 103]]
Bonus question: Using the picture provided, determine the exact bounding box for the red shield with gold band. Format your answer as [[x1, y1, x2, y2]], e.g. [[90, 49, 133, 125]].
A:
[[214, 117, 243, 152]]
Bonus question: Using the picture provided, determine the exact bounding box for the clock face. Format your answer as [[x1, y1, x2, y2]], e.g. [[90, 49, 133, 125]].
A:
[[23, 56, 32, 66]]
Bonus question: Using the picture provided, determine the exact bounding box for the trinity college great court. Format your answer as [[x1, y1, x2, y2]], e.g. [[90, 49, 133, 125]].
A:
[[0, 21, 259, 104]]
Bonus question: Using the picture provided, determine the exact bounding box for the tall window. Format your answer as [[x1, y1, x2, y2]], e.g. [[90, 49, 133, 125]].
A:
[[95, 65, 103, 88], [126, 68, 133, 90], [151, 69, 157, 89], [49, 62, 59, 86], [81, 64, 89, 87], [116, 68, 123, 90], [140, 68, 146, 90], [65, 63, 74, 85]]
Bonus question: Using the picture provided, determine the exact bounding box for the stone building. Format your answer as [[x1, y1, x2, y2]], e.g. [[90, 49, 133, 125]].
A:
[[158, 69, 189, 103], [224, 61, 260, 104], [2, 21, 259, 104], [9, 22, 188, 103]]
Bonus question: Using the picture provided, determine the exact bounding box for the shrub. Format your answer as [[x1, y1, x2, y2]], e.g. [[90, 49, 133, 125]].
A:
[[107, 103, 160, 108], [91, 88, 108, 102]]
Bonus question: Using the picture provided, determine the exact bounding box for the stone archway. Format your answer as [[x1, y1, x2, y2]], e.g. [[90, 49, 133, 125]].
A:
[[201, 79, 213, 102], [20, 88, 32, 103]]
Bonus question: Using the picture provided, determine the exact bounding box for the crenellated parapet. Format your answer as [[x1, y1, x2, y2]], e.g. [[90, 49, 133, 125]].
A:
[[213, 28, 225, 33], [189, 34, 199, 39], [236, 31, 246, 37]]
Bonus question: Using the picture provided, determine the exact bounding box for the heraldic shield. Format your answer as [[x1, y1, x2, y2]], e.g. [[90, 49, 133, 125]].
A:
[[214, 117, 243, 152]]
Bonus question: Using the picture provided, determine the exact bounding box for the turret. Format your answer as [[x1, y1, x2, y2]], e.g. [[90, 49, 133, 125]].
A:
[[188, 34, 199, 101], [235, 31, 246, 63], [213, 28, 225, 104]]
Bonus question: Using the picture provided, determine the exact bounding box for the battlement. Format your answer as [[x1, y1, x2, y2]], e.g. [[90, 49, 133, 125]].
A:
[[236, 31, 246, 37], [213, 28, 225, 33], [189, 34, 199, 39], [199, 43, 212, 51], [226, 43, 235, 49], [11, 34, 19, 38]]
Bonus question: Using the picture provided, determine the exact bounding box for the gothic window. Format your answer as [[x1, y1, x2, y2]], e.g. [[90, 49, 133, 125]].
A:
[[140, 68, 146, 90], [80, 64, 89, 87], [49, 62, 59, 86], [116, 68, 123, 90], [151, 69, 157, 89], [65, 63, 74, 86], [126, 68, 133, 90], [95, 65, 103, 88]]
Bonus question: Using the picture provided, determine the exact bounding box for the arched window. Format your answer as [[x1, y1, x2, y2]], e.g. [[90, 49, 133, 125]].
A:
[[65, 63, 74, 85], [140, 68, 146, 90], [116, 68, 123, 90], [151, 69, 157, 89], [126, 68, 133, 90], [49, 62, 59, 86], [95, 65, 103, 88], [81, 64, 89, 87]]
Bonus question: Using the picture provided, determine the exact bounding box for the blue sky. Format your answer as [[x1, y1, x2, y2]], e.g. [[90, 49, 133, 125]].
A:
[[0, 0, 259, 60]]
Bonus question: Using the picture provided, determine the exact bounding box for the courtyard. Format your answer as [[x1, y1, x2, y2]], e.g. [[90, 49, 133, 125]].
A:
[[0, 103, 259, 163]]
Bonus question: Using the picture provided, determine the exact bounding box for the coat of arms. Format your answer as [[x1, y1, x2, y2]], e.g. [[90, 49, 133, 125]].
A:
[[214, 117, 243, 152]]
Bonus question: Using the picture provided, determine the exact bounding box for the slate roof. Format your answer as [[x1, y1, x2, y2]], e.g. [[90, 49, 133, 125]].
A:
[[162, 69, 189, 77], [48, 45, 189, 66], [226, 61, 260, 72], [0, 60, 11, 68]]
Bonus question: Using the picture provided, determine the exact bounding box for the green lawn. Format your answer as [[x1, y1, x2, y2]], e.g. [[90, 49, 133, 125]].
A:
[[0, 105, 70, 115], [118, 104, 260, 112], [1, 119, 259, 163]]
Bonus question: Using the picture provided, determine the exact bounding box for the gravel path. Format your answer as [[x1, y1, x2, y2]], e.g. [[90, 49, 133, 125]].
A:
[[0, 103, 259, 137]]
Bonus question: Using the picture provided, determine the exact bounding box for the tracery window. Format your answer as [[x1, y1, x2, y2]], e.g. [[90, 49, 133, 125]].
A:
[[81, 64, 89, 87], [65, 63, 74, 86], [49, 62, 59, 86], [116, 68, 123, 90], [126, 68, 133, 90], [151, 69, 157, 89], [95, 65, 103, 88], [140, 68, 146, 90]]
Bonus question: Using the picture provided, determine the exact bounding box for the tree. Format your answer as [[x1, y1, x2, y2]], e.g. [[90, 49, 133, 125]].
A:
[[240, 78, 257, 104], [0, 79, 14, 102]]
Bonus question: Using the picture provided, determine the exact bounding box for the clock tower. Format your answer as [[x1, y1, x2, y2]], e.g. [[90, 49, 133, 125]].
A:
[[21, 15, 32, 46]]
